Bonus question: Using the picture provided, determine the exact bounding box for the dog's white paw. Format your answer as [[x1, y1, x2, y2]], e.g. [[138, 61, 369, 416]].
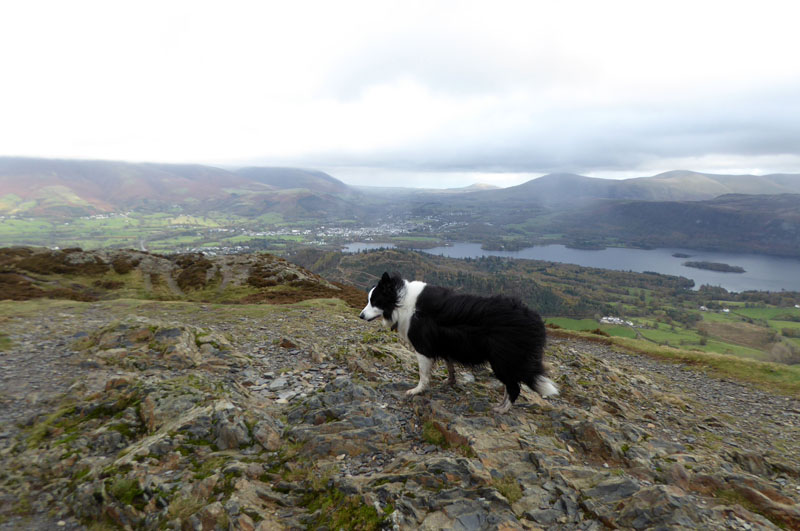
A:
[[492, 402, 512, 414], [406, 386, 424, 396]]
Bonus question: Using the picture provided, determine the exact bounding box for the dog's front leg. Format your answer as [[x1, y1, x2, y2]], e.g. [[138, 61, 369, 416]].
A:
[[406, 352, 433, 395], [446, 360, 456, 386]]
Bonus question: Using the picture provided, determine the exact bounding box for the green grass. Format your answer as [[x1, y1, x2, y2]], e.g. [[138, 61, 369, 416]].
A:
[[691, 338, 767, 360], [603, 325, 637, 339], [492, 475, 523, 504], [302, 486, 389, 531], [635, 319, 767, 359], [0, 332, 11, 351], [0, 212, 294, 251], [546, 318, 598, 330], [698, 311, 741, 323], [546, 318, 637, 339], [550, 328, 800, 396], [732, 307, 800, 320], [639, 325, 700, 345]]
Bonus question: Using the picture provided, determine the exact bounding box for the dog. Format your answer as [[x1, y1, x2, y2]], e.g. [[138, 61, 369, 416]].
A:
[[359, 272, 558, 413]]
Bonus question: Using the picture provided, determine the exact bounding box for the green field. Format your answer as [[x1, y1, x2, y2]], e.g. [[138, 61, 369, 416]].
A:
[[545, 318, 637, 339], [545, 318, 599, 330], [0, 212, 324, 253], [732, 307, 800, 320], [545, 309, 783, 361]]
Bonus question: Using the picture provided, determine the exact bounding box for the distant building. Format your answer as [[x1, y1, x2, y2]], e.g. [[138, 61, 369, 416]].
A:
[[600, 316, 632, 326], [699, 306, 708, 312], [722, 308, 730, 313]]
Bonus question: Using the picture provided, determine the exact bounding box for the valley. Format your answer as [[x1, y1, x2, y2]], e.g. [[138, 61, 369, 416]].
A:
[[2, 157, 800, 371], [3, 157, 800, 259]]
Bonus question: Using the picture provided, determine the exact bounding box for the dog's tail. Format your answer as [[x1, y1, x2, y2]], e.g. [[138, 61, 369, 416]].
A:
[[534, 375, 559, 398]]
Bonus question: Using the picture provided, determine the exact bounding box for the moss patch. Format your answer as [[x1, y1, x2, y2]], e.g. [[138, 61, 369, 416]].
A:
[[301, 486, 390, 531], [422, 420, 477, 458]]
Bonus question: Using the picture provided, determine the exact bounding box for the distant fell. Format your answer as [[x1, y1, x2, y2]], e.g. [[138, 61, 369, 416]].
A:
[[485, 170, 800, 206], [554, 193, 800, 257], [0, 157, 352, 217], [234, 166, 350, 194], [0, 157, 245, 215]]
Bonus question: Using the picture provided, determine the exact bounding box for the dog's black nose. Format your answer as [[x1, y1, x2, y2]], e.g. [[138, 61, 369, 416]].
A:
[[359, 312, 365, 320]]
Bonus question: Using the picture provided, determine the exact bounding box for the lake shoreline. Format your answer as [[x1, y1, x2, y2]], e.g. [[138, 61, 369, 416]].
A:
[[344, 241, 800, 293]]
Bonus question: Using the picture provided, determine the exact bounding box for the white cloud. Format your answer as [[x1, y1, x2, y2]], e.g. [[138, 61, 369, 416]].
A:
[[1, 0, 800, 186]]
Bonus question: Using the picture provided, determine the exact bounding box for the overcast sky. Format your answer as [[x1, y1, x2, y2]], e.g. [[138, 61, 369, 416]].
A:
[[2, 1, 800, 188]]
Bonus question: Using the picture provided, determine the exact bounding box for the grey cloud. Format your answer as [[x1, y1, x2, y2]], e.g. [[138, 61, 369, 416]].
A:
[[291, 82, 800, 176]]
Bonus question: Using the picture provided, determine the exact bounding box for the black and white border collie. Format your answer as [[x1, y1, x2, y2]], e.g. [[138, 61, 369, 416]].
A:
[[360, 272, 558, 413]]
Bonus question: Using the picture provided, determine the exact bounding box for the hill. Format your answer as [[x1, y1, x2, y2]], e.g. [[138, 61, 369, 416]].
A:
[[484, 170, 800, 207], [0, 157, 248, 216], [1, 252, 799, 529], [235, 166, 350, 194], [0, 157, 355, 218], [553, 193, 800, 257]]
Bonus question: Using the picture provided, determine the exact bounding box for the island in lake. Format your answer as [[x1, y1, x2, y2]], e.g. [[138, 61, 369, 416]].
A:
[[672, 253, 692, 258], [682, 261, 746, 273]]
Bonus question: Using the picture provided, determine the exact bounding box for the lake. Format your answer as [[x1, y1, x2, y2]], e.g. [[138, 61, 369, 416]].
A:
[[344, 242, 800, 293]]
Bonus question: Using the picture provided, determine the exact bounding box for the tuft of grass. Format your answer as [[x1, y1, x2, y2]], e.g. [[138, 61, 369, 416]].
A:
[[422, 420, 447, 447], [492, 475, 523, 504], [108, 477, 145, 509], [167, 495, 205, 520], [26, 404, 78, 448], [192, 456, 228, 480]]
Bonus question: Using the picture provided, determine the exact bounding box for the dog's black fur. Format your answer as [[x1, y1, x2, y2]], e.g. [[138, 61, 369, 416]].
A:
[[408, 285, 548, 404], [362, 272, 556, 409]]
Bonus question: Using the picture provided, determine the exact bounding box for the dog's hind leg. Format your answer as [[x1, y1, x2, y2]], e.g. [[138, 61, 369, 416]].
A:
[[492, 381, 520, 413], [493, 388, 511, 413], [446, 360, 456, 386], [406, 352, 433, 396]]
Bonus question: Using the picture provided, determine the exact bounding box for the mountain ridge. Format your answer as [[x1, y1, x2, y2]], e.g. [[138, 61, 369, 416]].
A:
[[4, 157, 800, 216], [3, 157, 800, 259], [486, 170, 800, 206], [0, 157, 352, 216]]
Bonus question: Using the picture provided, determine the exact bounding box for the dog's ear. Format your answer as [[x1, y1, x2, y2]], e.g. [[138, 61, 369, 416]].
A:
[[381, 272, 391, 284]]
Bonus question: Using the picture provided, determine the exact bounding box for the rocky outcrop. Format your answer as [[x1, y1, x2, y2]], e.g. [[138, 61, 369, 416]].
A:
[[0, 247, 364, 306], [1, 298, 799, 530]]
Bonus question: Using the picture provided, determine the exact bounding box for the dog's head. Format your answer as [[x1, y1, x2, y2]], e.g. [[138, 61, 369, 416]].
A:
[[360, 271, 404, 325]]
